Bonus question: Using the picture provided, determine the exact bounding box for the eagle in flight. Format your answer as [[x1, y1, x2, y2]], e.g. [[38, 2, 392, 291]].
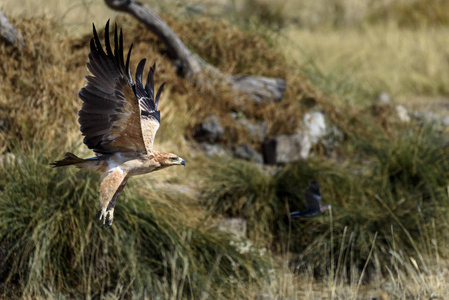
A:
[[51, 21, 185, 226]]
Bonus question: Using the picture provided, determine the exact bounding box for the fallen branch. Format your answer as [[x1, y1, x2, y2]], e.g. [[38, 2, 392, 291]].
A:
[[0, 10, 24, 49], [104, 0, 285, 102]]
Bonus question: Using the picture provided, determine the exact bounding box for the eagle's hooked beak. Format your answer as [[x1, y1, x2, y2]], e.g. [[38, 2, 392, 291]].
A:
[[179, 158, 186, 166]]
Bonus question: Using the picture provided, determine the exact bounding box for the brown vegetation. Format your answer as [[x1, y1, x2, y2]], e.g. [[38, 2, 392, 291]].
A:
[[0, 15, 322, 152]]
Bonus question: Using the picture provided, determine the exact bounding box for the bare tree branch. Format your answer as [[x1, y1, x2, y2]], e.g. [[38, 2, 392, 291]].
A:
[[104, 0, 286, 102], [0, 10, 24, 49]]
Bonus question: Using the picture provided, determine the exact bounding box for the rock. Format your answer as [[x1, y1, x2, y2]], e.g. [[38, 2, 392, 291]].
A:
[[262, 132, 311, 164], [395, 105, 410, 123], [231, 113, 268, 143], [230, 75, 286, 103], [198, 143, 230, 157], [218, 218, 247, 238], [261, 111, 327, 164], [192, 114, 224, 143], [234, 145, 263, 164], [238, 119, 268, 143], [304, 111, 326, 144], [377, 92, 391, 104], [0, 10, 25, 49], [276, 132, 311, 162]]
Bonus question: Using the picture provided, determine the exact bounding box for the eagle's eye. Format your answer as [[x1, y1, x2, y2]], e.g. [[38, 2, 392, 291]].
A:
[[170, 157, 178, 162]]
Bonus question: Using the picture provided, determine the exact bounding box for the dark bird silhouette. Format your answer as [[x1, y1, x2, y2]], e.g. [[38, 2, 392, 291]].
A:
[[290, 180, 331, 218]]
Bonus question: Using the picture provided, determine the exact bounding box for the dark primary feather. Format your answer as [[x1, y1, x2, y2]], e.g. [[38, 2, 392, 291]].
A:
[[134, 60, 165, 123], [77, 20, 166, 155], [77, 20, 134, 155]]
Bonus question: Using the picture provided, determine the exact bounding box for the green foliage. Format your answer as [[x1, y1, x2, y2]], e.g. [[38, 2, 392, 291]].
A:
[[0, 144, 273, 299]]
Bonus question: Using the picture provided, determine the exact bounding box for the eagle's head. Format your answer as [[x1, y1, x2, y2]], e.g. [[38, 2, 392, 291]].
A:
[[157, 152, 185, 168]]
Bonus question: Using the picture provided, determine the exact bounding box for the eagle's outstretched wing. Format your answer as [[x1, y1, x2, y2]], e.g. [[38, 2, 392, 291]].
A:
[[78, 20, 165, 155]]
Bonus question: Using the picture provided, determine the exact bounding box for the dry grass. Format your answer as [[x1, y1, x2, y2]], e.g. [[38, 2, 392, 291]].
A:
[[0, 18, 81, 151], [283, 25, 449, 102], [2, 0, 449, 298], [0, 14, 321, 152], [281, 0, 449, 28], [0, 0, 116, 35]]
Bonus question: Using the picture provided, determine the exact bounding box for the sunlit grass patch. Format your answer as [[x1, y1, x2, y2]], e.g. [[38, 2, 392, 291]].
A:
[[367, 0, 449, 28], [284, 25, 449, 101]]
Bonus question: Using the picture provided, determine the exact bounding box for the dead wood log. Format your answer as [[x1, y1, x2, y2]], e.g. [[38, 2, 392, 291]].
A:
[[0, 10, 24, 49], [104, 0, 286, 102]]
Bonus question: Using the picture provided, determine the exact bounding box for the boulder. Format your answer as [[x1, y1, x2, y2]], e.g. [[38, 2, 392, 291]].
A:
[[231, 112, 268, 143], [198, 143, 230, 157], [192, 114, 224, 143], [234, 144, 263, 164], [238, 119, 268, 143], [262, 132, 311, 164], [303, 111, 326, 144]]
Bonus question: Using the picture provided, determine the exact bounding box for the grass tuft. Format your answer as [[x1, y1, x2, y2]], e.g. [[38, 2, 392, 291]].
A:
[[204, 124, 449, 281], [0, 143, 274, 298]]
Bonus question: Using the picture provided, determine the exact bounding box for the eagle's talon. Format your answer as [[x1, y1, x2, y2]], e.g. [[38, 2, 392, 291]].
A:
[[97, 208, 107, 225], [96, 207, 114, 227]]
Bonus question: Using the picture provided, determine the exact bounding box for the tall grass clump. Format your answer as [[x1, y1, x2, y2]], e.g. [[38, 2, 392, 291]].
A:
[[204, 124, 449, 281], [0, 143, 274, 299], [286, 137, 449, 278], [203, 159, 278, 245]]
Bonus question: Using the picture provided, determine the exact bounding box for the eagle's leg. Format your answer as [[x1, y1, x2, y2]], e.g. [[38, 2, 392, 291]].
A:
[[104, 177, 128, 227], [98, 167, 128, 227]]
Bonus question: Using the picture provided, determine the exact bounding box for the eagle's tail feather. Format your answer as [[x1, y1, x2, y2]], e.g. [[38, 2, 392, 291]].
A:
[[50, 152, 86, 168]]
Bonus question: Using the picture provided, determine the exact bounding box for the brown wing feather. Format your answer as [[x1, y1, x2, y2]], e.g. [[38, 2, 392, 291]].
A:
[[78, 21, 146, 155], [107, 86, 146, 153]]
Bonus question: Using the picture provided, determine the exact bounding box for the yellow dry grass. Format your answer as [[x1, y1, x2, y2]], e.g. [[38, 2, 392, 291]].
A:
[[284, 25, 449, 102], [0, 0, 115, 36], [2, 0, 449, 298], [0, 13, 321, 152]]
